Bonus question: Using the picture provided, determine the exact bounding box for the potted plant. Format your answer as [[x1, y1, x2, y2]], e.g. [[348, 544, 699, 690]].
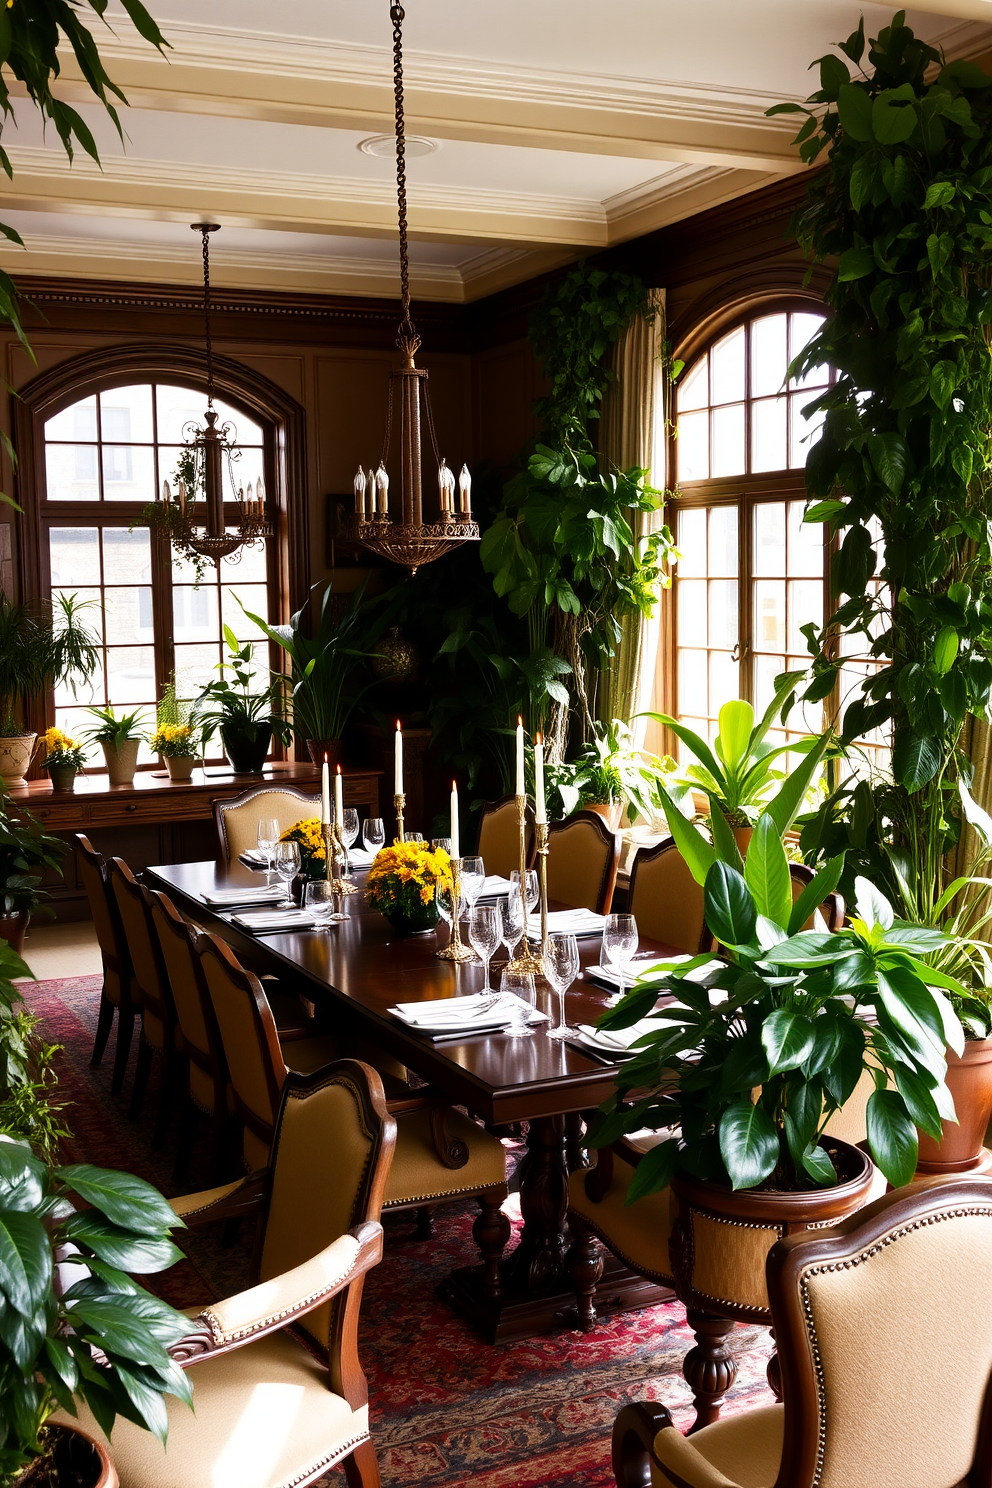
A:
[[83, 706, 145, 787], [149, 686, 200, 783], [0, 1137, 193, 1488], [240, 580, 378, 768], [0, 796, 65, 953], [365, 841, 451, 934], [0, 940, 70, 1163], [196, 628, 292, 775], [0, 594, 99, 789], [549, 718, 672, 830], [40, 727, 87, 794]]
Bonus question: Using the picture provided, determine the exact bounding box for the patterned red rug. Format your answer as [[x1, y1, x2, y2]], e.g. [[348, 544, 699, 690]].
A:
[[20, 974, 776, 1488]]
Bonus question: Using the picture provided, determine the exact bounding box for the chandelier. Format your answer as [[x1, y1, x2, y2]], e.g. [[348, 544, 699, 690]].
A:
[[150, 224, 271, 568], [350, 3, 479, 575]]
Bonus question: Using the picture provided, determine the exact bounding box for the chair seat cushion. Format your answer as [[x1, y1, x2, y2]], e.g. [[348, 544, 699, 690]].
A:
[[54, 1329, 369, 1488], [384, 1107, 507, 1206], [652, 1405, 783, 1488], [568, 1153, 673, 1284]]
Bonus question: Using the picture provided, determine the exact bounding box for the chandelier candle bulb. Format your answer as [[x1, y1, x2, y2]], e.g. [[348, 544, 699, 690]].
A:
[[458, 464, 472, 514], [516, 717, 525, 799], [376, 464, 389, 516], [450, 780, 460, 858], [534, 733, 546, 826], [321, 754, 330, 826], [354, 467, 367, 517]]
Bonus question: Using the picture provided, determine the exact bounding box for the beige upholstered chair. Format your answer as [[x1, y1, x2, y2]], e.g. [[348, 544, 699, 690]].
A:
[[197, 931, 510, 1294], [612, 1176, 992, 1488], [547, 810, 621, 913], [478, 794, 533, 878], [59, 1059, 398, 1488], [214, 783, 321, 864], [75, 834, 138, 1094], [627, 838, 711, 953]]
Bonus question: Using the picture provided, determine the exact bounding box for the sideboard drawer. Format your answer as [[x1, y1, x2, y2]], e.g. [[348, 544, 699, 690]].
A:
[[87, 793, 210, 828], [29, 801, 92, 830]]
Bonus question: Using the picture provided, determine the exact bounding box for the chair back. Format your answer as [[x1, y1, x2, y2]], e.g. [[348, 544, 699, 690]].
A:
[[214, 785, 321, 864], [75, 834, 131, 1004], [149, 892, 226, 1112], [790, 862, 845, 932], [257, 1060, 397, 1356], [478, 795, 531, 879], [108, 858, 174, 1048], [627, 838, 710, 954], [196, 932, 287, 1169], [769, 1178, 992, 1488], [547, 810, 621, 914]]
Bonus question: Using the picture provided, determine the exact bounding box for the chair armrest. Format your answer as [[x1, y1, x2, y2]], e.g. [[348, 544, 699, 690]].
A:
[[612, 1403, 743, 1488], [386, 1089, 470, 1168], [170, 1220, 383, 1365], [169, 1170, 268, 1226]]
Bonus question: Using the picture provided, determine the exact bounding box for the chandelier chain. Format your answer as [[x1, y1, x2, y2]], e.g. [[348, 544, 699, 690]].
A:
[[200, 226, 214, 407], [390, 3, 418, 353]]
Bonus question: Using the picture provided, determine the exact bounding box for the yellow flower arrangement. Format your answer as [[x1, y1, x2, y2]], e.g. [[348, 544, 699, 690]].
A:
[[41, 727, 86, 770], [279, 817, 327, 875], [148, 722, 198, 759], [365, 841, 451, 922]]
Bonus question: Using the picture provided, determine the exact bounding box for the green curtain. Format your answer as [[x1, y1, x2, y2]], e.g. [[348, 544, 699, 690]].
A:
[[598, 288, 666, 736]]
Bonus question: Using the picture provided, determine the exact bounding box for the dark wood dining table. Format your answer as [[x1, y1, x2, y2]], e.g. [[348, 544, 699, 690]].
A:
[[143, 857, 677, 1341]]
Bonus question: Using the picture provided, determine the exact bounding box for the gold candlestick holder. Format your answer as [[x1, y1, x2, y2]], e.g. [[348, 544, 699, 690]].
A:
[[510, 792, 544, 975], [322, 822, 358, 894], [536, 820, 549, 956], [394, 791, 406, 844], [437, 856, 474, 962]]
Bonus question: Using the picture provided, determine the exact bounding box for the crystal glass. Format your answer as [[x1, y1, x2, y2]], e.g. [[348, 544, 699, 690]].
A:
[[544, 932, 580, 1039], [256, 817, 279, 883], [500, 888, 525, 963], [468, 904, 500, 991], [602, 912, 639, 1000], [510, 867, 539, 944], [436, 877, 454, 936], [460, 855, 485, 911], [433, 837, 453, 854], [342, 807, 359, 849], [271, 839, 301, 910], [500, 967, 535, 1038], [407, 831, 425, 843], [304, 879, 344, 929], [363, 816, 385, 855]]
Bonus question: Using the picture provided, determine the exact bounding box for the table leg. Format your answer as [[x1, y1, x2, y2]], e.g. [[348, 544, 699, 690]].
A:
[[504, 1114, 570, 1292]]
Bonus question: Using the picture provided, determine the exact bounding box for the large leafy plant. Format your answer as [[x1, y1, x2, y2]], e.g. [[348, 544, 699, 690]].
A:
[[550, 718, 672, 824], [0, 941, 68, 1163], [0, 796, 64, 918], [196, 628, 292, 746], [768, 14, 992, 924], [0, 595, 98, 737], [0, 1140, 192, 1486]]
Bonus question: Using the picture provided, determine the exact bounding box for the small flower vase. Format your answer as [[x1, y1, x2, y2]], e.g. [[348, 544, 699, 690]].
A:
[[48, 764, 77, 792], [383, 901, 440, 935], [165, 756, 197, 782]]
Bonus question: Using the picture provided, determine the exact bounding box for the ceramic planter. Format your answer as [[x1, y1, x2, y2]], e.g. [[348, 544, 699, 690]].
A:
[[164, 755, 196, 782], [307, 738, 343, 769], [222, 720, 272, 774], [44, 1422, 119, 1487], [48, 763, 78, 792], [0, 910, 29, 954], [101, 737, 140, 786], [916, 1037, 992, 1176], [583, 800, 625, 832], [0, 732, 37, 788], [382, 901, 440, 934]]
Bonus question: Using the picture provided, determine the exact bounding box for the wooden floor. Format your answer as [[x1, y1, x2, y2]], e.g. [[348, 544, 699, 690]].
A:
[[20, 919, 101, 980]]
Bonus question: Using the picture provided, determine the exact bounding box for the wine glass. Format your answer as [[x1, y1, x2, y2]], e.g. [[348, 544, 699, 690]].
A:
[[363, 816, 385, 855], [602, 912, 639, 1000], [304, 880, 343, 930], [510, 867, 539, 943], [256, 817, 279, 882], [499, 889, 525, 965], [271, 839, 301, 910], [407, 831, 425, 843], [460, 855, 485, 912], [500, 967, 535, 1039], [436, 875, 460, 940], [433, 837, 453, 854], [544, 932, 580, 1039], [468, 904, 500, 991], [339, 807, 359, 876]]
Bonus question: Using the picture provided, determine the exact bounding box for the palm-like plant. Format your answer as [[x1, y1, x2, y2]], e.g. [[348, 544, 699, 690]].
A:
[[0, 594, 99, 737]]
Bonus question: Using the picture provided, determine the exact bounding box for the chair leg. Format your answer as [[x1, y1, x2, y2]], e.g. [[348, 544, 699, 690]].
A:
[[343, 1439, 380, 1488], [473, 1192, 510, 1301], [565, 1211, 604, 1332], [683, 1310, 739, 1433], [90, 994, 115, 1068], [129, 1032, 154, 1120], [111, 1008, 136, 1096]]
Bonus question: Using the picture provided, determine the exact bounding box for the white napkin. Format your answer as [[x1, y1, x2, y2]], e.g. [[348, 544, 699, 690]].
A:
[[585, 956, 724, 990], [347, 846, 376, 868], [239, 849, 269, 867], [526, 908, 606, 937], [477, 875, 513, 898], [202, 884, 285, 907], [578, 1016, 660, 1053], [390, 993, 547, 1033], [229, 909, 318, 932]]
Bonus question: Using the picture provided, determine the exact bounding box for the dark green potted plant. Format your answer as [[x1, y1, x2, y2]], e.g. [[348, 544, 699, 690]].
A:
[[39, 726, 87, 794], [0, 595, 99, 790], [0, 1139, 193, 1488], [0, 796, 65, 953], [83, 706, 145, 787], [0, 941, 70, 1164], [549, 718, 670, 829], [196, 628, 292, 775]]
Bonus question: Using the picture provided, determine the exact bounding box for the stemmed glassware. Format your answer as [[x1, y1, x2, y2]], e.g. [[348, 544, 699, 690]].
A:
[[499, 889, 525, 966], [500, 967, 535, 1039], [256, 817, 279, 883], [468, 904, 500, 992], [407, 831, 425, 843], [271, 839, 301, 910], [436, 875, 462, 942], [363, 817, 385, 855], [510, 868, 539, 945], [544, 932, 580, 1039], [433, 837, 453, 854], [303, 880, 345, 929], [602, 912, 639, 1000], [340, 807, 359, 876], [460, 855, 485, 913]]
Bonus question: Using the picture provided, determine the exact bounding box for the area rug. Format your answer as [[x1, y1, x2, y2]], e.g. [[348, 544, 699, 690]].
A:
[[18, 973, 776, 1488]]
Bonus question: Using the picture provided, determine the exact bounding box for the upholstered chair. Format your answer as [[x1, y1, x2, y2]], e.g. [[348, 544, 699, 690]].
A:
[[613, 1176, 992, 1488], [478, 794, 533, 878], [213, 784, 321, 864], [547, 809, 621, 913], [627, 838, 711, 954], [75, 833, 137, 1093], [197, 931, 511, 1296], [57, 1059, 398, 1488]]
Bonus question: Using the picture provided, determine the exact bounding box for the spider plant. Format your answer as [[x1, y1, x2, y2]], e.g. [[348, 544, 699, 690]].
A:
[[0, 594, 99, 737]]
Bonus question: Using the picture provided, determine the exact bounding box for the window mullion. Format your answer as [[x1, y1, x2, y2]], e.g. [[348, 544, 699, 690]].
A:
[[740, 494, 753, 707]]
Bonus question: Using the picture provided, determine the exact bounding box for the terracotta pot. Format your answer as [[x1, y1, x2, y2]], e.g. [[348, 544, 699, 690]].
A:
[[583, 800, 624, 832], [101, 737, 140, 786], [731, 824, 753, 857], [670, 1136, 874, 1322], [164, 755, 196, 782], [307, 738, 343, 769], [0, 910, 29, 954], [0, 732, 37, 788], [916, 1037, 992, 1175], [43, 1422, 118, 1487], [48, 763, 77, 792]]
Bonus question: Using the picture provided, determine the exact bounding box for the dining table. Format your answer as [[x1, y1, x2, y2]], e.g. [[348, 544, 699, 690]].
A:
[[143, 856, 679, 1342]]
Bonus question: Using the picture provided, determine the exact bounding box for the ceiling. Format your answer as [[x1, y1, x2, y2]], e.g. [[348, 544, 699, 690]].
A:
[[2, 0, 991, 303]]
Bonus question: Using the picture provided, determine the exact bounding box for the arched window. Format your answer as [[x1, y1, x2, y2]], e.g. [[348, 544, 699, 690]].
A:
[[664, 305, 833, 750]]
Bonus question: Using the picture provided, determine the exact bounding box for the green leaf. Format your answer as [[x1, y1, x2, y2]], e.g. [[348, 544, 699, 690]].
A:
[[624, 1140, 680, 1205], [924, 180, 956, 210], [765, 731, 831, 838], [57, 1165, 184, 1237], [764, 931, 849, 968], [0, 1209, 50, 1313], [866, 1089, 918, 1187], [818, 53, 850, 97], [932, 626, 959, 675], [868, 432, 910, 496], [707, 801, 744, 874], [837, 83, 873, 141], [872, 89, 918, 145], [762, 1008, 817, 1076], [892, 733, 941, 793], [788, 853, 846, 936], [838, 246, 874, 281], [854, 876, 893, 931], [68, 1300, 173, 1370], [716, 699, 753, 771], [654, 785, 714, 888], [719, 1101, 780, 1190], [744, 813, 793, 929], [704, 862, 757, 949], [61, 1213, 183, 1274]]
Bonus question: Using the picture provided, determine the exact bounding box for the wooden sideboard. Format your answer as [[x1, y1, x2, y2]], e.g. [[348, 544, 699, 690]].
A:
[[7, 762, 383, 920]]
